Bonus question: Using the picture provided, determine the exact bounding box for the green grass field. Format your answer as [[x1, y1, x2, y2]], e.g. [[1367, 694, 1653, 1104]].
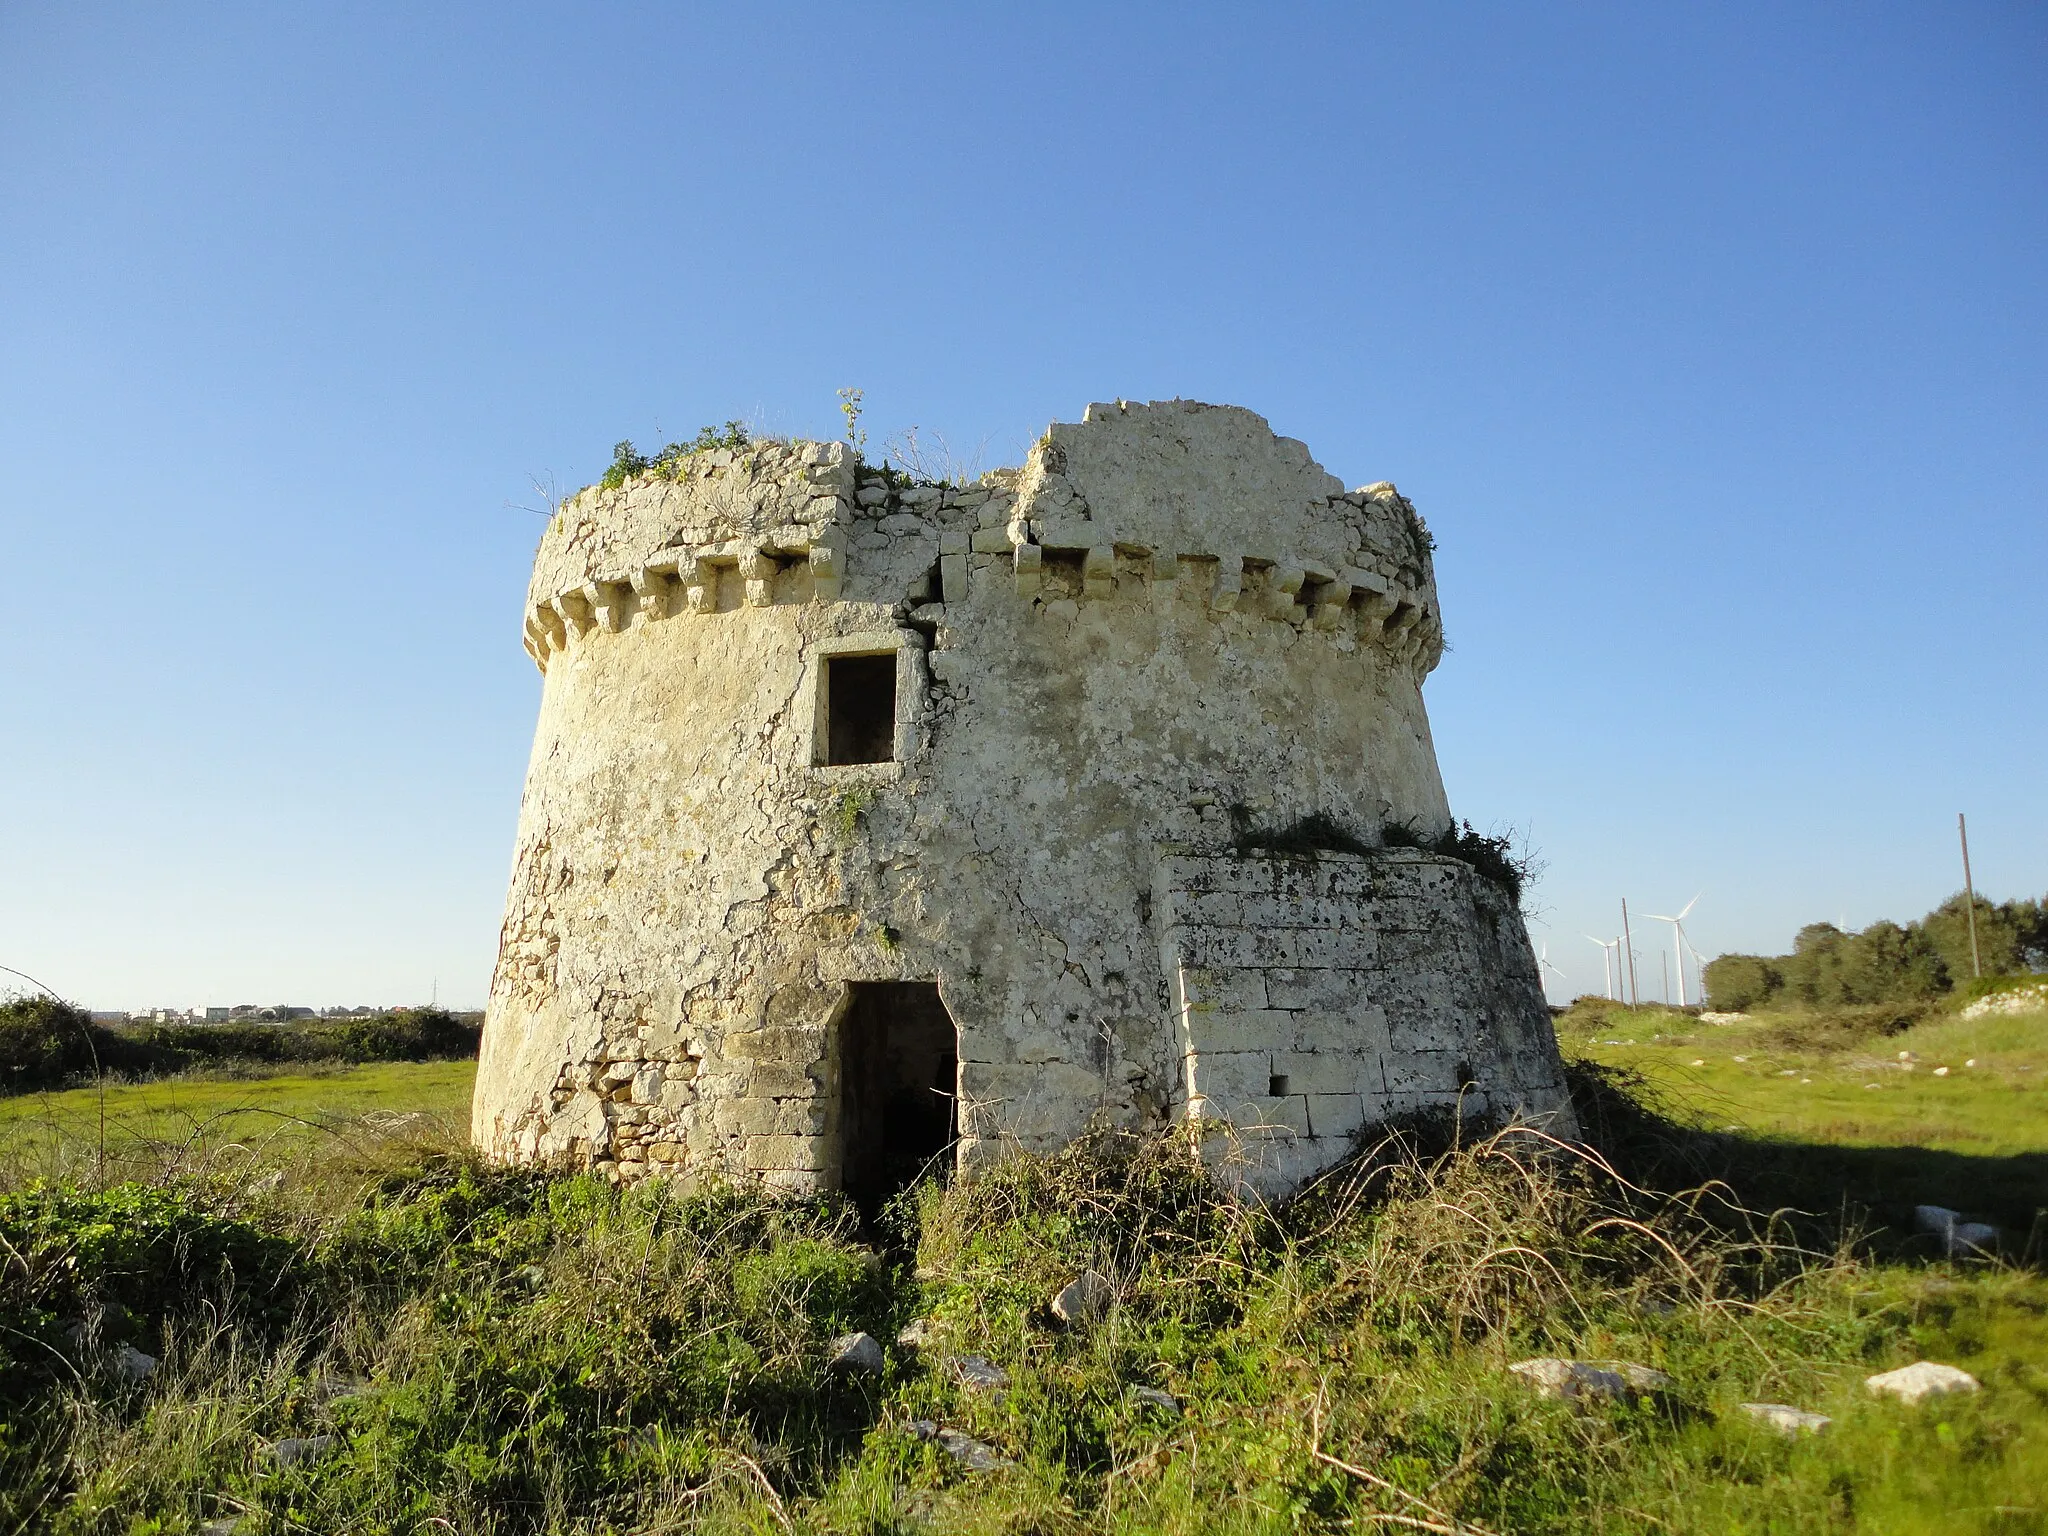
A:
[[1560, 999, 2048, 1240], [3, 1002, 2046, 1535], [0, 1060, 477, 1188]]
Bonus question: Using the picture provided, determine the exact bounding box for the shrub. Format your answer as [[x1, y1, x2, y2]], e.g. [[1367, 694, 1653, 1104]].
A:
[[599, 422, 753, 489], [1221, 812, 1535, 901], [1706, 890, 2046, 1010], [0, 997, 161, 1092], [126, 1008, 478, 1071], [1701, 953, 1781, 1011], [1381, 817, 1534, 900], [0, 1182, 299, 1410], [0, 1009, 480, 1097]]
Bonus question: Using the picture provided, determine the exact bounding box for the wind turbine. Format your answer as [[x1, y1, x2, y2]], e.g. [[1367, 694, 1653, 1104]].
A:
[[1538, 942, 1569, 1001], [1583, 935, 1620, 1000], [1643, 895, 1702, 1006]]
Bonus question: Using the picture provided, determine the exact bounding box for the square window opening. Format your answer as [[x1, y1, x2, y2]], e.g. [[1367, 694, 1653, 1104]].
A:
[[825, 653, 897, 765], [1268, 1074, 1291, 1097]]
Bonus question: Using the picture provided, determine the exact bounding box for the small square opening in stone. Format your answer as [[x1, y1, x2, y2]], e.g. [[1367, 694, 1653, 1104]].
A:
[[1268, 1073, 1291, 1097], [825, 653, 897, 765]]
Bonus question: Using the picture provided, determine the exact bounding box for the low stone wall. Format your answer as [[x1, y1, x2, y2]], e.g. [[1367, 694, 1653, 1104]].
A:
[[1159, 848, 1576, 1194]]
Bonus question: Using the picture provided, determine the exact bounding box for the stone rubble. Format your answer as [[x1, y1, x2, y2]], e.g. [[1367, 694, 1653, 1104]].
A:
[[1960, 984, 2048, 1020]]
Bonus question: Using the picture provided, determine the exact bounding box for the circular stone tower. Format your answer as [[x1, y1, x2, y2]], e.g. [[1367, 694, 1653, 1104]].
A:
[[475, 401, 1576, 1197]]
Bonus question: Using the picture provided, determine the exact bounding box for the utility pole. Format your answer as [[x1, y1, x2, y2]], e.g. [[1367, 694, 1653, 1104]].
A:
[[1959, 813, 1981, 979], [1621, 899, 1640, 1007]]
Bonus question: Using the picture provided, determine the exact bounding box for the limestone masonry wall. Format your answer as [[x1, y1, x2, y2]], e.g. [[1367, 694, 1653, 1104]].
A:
[[475, 400, 1575, 1197]]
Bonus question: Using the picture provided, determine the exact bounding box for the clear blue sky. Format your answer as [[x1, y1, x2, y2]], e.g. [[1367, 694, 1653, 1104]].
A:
[[2, 3, 2041, 1010]]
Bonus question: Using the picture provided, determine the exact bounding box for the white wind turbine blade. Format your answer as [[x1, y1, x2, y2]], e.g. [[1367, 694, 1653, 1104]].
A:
[[1676, 893, 1701, 921]]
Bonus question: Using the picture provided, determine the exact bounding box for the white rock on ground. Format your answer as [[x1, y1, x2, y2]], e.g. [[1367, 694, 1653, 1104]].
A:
[[1508, 1358, 1671, 1403], [895, 1319, 931, 1350], [1865, 1361, 1981, 1404], [828, 1332, 884, 1374], [1052, 1270, 1115, 1328], [1738, 1402, 1832, 1434]]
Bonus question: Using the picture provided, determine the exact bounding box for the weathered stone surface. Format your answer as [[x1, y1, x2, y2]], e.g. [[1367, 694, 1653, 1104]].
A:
[[1865, 1361, 1980, 1404], [828, 1332, 884, 1374], [1738, 1402, 1832, 1434], [1127, 1385, 1181, 1414], [1051, 1270, 1114, 1327], [908, 1420, 1010, 1470], [475, 401, 1576, 1196]]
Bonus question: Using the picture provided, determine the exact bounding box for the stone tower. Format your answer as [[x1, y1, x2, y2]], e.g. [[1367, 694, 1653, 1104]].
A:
[[474, 400, 1576, 1198]]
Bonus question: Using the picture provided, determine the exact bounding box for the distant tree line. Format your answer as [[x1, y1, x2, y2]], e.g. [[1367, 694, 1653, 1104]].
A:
[[1703, 892, 2048, 1011], [0, 997, 481, 1095]]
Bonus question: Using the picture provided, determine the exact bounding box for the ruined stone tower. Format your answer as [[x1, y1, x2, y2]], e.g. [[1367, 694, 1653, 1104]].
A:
[[474, 400, 1576, 1197]]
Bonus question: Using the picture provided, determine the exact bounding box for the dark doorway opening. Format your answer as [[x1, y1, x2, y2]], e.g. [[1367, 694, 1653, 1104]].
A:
[[836, 981, 957, 1211], [825, 653, 897, 765]]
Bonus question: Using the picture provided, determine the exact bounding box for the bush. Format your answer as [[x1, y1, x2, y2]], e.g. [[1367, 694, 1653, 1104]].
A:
[[1223, 813, 1536, 900], [1701, 953, 1780, 1011], [0, 1182, 299, 1410], [0, 997, 161, 1092], [0, 1008, 481, 1097], [1381, 817, 1535, 900], [1705, 891, 2046, 1011], [599, 422, 753, 489], [136, 1008, 480, 1068]]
